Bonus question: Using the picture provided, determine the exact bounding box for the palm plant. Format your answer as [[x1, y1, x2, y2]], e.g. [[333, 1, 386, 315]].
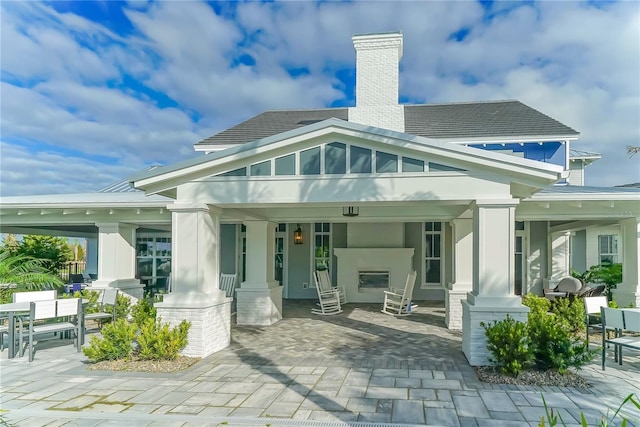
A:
[[0, 250, 64, 303]]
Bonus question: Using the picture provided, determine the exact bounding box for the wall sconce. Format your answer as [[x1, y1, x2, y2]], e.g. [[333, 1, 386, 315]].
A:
[[293, 224, 303, 244], [342, 206, 359, 217]]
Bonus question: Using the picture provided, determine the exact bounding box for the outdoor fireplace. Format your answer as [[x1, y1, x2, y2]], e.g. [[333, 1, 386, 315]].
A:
[[358, 270, 390, 289]]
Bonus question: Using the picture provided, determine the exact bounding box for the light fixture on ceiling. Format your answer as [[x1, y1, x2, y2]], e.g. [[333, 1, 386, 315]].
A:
[[342, 206, 359, 217], [293, 224, 303, 244]]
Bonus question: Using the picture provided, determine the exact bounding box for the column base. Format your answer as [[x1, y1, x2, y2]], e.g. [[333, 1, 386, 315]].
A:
[[445, 288, 470, 330], [462, 300, 529, 366], [89, 279, 145, 300], [155, 292, 231, 358], [236, 286, 283, 326]]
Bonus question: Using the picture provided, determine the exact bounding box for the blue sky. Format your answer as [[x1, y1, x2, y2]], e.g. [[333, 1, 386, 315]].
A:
[[1, 0, 639, 196]]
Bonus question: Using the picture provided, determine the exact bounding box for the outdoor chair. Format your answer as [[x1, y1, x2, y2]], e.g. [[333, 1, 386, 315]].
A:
[[601, 307, 640, 370], [12, 290, 56, 303], [220, 273, 237, 298], [316, 269, 347, 305], [382, 271, 417, 316], [584, 295, 608, 346], [26, 298, 82, 362], [545, 276, 582, 300], [311, 271, 342, 315], [84, 288, 118, 330]]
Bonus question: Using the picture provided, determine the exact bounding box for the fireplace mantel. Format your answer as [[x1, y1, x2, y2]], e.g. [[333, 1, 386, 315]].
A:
[[334, 248, 415, 303]]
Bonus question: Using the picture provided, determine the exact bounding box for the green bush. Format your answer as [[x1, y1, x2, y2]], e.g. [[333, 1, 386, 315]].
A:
[[481, 315, 532, 376], [551, 297, 586, 334], [112, 293, 131, 320], [523, 294, 551, 316], [527, 306, 593, 373], [136, 317, 190, 361], [131, 297, 157, 328], [83, 319, 137, 362]]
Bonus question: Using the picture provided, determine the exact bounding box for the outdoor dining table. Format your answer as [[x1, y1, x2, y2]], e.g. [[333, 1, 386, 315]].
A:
[[0, 299, 88, 359]]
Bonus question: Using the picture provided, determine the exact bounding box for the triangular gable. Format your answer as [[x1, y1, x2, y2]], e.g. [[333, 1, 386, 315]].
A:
[[133, 118, 564, 196]]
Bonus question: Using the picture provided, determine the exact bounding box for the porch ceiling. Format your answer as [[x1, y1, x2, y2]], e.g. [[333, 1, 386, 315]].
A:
[[517, 198, 640, 221]]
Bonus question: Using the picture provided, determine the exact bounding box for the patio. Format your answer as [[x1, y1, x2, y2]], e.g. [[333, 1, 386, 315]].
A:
[[1, 300, 639, 426]]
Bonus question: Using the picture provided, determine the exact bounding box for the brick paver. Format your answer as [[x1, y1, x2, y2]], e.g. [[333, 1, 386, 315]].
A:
[[1, 300, 639, 426]]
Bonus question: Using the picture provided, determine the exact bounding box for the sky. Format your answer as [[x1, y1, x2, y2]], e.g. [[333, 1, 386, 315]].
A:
[[1, 0, 639, 197]]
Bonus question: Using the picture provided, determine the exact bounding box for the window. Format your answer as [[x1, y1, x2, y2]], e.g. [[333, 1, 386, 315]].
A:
[[598, 235, 618, 264], [325, 142, 346, 174], [402, 157, 424, 173], [376, 151, 398, 173], [275, 154, 295, 176], [314, 223, 331, 272], [428, 162, 466, 172], [136, 235, 171, 295], [250, 160, 271, 176], [300, 147, 321, 175], [424, 222, 442, 284], [219, 167, 247, 177], [350, 146, 371, 173]]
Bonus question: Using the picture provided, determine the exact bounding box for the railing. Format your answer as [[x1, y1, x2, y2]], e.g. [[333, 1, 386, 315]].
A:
[[57, 261, 86, 283]]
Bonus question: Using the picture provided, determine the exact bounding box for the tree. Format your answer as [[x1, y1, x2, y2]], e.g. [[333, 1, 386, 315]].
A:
[[8, 235, 73, 272], [0, 250, 64, 303]]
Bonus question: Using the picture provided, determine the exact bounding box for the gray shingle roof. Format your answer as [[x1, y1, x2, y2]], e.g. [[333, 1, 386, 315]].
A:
[[194, 100, 578, 148]]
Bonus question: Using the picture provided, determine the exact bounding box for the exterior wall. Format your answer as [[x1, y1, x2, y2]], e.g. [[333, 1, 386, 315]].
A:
[[220, 224, 237, 275], [527, 221, 548, 295], [586, 225, 622, 269], [570, 230, 587, 274], [332, 223, 347, 284], [567, 161, 585, 186], [286, 223, 315, 299], [347, 222, 404, 247]]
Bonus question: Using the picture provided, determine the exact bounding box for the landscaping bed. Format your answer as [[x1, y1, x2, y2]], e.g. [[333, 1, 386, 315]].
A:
[[87, 355, 200, 373]]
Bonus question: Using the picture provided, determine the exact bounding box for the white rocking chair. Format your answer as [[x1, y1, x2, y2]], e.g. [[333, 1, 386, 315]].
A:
[[312, 271, 342, 315], [316, 269, 347, 305], [382, 271, 417, 316]]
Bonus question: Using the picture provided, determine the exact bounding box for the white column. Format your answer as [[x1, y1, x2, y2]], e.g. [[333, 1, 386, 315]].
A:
[[91, 222, 144, 298], [445, 217, 473, 330], [462, 200, 529, 366], [155, 203, 230, 358], [85, 237, 98, 277], [236, 220, 283, 325], [614, 217, 640, 307], [547, 230, 571, 288]]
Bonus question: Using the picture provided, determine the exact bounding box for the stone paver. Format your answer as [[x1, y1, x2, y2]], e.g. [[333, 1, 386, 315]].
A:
[[1, 301, 639, 427]]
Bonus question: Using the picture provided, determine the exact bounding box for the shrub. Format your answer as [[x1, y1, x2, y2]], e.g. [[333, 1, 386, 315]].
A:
[[551, 297, 586, 334], [131, 297, 157, 327], [527, 307, 593, 373], [83, 319, 137, 362], [136, 317, 190, 361], [481, 315, 532, 376], [112, 293, 131, 320], [523, 294, 550, 316]]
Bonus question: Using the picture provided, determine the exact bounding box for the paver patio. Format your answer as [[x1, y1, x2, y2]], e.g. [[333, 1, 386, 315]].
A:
[[1, 301, 638, 426]]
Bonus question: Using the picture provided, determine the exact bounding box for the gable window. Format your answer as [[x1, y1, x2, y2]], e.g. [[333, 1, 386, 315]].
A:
[[250, 160, 271, 176], [219, 167, 247, 177], [424, 222, 442, 285], [402, 157, 424, 172], [598, 235, 618, 264], [275, 154, 295, 175], [429, 162, 465, 172], [300, 147, 321, 175], [350, 146, 372, 173], [325, 142, 346, 174], [376, 151, 398, 173]]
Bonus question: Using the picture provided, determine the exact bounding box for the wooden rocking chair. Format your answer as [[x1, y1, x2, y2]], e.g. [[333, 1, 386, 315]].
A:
[[316, 269, 347, 305], [382, 271, 417, 316], [312, 271, 342, 315]]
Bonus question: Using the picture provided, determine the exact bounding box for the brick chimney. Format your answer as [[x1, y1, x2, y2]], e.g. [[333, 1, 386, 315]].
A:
[[348, 32, 405, 132]]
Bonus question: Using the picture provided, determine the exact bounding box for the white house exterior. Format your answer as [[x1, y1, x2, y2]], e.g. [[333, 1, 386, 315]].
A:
[[1, 32, 639, 366]]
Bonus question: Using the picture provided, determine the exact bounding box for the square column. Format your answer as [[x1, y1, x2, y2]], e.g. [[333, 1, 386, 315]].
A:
[[546, 231, 571, 288], [91, 222, 144, 299], [615, 217, 640, 307], [462, 200, 529, 366], [155, 203, 230, 358], [446, 217, 473, 330], [236, 220, 283, 326]]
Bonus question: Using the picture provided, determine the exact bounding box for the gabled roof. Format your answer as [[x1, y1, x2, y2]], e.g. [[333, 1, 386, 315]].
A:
[[134, 117, 564, 196], [194, 100, 579, 150]]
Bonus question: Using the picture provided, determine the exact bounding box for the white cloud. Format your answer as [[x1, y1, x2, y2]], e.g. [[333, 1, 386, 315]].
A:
[[0, 0, 638, 197]]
